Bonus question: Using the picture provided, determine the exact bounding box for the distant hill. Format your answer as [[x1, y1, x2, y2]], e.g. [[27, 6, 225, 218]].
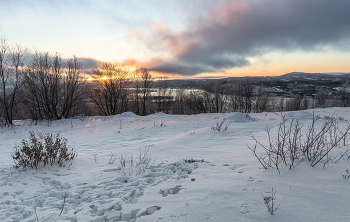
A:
[[154, 72, 350, 96]]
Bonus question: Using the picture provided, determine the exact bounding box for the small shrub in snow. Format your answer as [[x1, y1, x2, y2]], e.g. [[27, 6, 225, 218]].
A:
[[116, 147, 152, 176], [211, 118, 230, 133], [248, 112, 350, 172], [12, 131, 77, 169], [92, 153, 97, 163], [108, 151, 118, 164], [261, 187, 280, 215], [247, 115, 303, 173], [338, 116, 346, 121], [341, 169, 350, 178]]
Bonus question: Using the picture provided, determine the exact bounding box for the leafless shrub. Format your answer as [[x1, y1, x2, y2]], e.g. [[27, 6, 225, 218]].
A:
[[302, 113, 350, 167], [333, 149, 350, 163], [338, 116, 346, 121], [12, 131, 77, 168], [118, 154, 128, 168], [108, 151, 118, 164], [59, 192, 69, 216], [247, 115, 303, 173], [341, 169, 350, 178], [117, 146, 152, 176], [247, 112, 350, 172], [153, 120, 166, 127], [261, 187, 280, 215], [92, 153, 97, 163], [323, 115, 334, 120], [211, 118, 230, 133]]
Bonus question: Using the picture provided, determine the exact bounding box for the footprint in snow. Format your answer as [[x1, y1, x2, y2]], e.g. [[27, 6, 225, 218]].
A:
[[247, 176, 255, 181], [247, 176, 262, 182], [228, 164, 247, 173], [240, 203, 251, 215], [159, 185, 182, 197]]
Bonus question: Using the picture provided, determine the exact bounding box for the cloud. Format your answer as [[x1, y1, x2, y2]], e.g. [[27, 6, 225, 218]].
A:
[[126, 30, 145, 40], [78, 57, 100, 71], [141, 0, 350, 76], [22, 53, 100, 73], [150, 61, 215, 75]]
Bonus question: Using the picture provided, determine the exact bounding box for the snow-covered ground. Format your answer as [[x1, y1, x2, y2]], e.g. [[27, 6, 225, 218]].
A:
[[1, 108, 350, 222]]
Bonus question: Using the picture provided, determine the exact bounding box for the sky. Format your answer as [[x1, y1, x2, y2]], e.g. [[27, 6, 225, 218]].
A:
[[1, 0, 350, 79]]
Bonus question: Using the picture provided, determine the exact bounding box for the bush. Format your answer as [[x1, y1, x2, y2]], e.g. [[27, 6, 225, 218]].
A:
[[113, 147, 152, 176], [261, 187, 280, 215], [211, 118, 230, 133], [247, 112, 350, 173], [12, 131, 77, 169]]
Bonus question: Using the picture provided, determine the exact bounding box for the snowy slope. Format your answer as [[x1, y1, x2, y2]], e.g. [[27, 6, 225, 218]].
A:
[[1, 108, 350, 222]]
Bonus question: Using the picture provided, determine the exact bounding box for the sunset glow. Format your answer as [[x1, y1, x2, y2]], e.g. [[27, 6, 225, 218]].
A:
[[1, 0, 349, 79]]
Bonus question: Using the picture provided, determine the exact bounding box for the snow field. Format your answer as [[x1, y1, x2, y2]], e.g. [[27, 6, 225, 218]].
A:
[[1, 108, 350, 221]]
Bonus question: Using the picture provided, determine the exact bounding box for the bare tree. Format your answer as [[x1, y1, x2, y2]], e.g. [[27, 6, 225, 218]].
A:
[[23, 52, 87, 120], [301, 97, 310, 110], [172, 88, 186, 114], [23, 52, 60, 120], [60, 56, 87, 118], [338, 81, 350, 107], [285, 94, 302, 111], [254, 85, 269, 113], [241, 78, 254, 113], [132, 69, 141, 115], [155, 76, 172, 114], [89, 62, 131, 116], [214, 84, 226, 113], [226, 80, 242, 112], [135, 68, 153, 116], [0, 37, 27, 125], [278, 96, 284, 112], [315, 87, 327, 108]]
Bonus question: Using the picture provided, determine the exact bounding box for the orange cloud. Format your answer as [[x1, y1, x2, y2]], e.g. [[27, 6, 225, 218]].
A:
[[205, 1, 251, 26], [150, 22, 198, 55], [126, 30, 144, 40]]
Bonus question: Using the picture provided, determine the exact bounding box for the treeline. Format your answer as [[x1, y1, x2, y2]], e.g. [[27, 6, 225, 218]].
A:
[[0, 38, 156, 125], [1, 38, 350, 125]]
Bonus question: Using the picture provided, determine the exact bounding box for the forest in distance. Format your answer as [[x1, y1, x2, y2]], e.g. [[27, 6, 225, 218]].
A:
[[2, 37, 350, 126]]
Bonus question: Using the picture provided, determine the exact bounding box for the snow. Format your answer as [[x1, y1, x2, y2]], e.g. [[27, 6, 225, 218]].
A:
[[1, 108, 350, 221]]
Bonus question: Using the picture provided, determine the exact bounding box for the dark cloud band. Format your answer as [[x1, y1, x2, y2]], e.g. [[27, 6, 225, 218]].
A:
[[148, 0, 350, 76]]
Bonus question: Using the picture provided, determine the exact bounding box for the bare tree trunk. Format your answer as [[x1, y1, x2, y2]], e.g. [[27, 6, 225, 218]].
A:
[[0, 38, 27, 125], [136, 68, 153, 116], [241, 78, 253, 113], [23, 52, 60, 120], [23, 53, 87, 120], [61, 56, 86, 118]]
